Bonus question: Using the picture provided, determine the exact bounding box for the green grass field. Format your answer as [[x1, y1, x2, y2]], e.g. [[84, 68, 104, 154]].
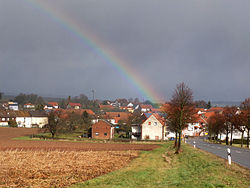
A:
[[14, 133, 164, 144], [73, 142, 250, 188]]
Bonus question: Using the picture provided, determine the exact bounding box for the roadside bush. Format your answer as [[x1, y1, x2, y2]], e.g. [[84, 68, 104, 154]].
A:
[[221, 139, 248, 145], [232, 139, 248, 144], [8, 120, 17, 127]]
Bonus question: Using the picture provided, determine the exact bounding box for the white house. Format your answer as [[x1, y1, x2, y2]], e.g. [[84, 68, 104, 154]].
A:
[[24, 103, 35, 110], [67, 102, 81, 109], [141, 113, 165, 140], [29, 111, 48, 128], [131, 125, 141, 140], [218, 130, 248, 141], [8, 102, 18, 111], [0, 111, 11, 126], [16, 111, 32, 128], [135, 104, 153, 113], [164, 126, 176, 140], [127, 103, 134, 108], [182, 123, 203, 137], [0, 110, 19, 126]]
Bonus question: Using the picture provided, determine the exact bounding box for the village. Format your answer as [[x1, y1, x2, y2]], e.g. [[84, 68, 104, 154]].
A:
[[1, 0, 250, 187], [0, 95, 249, 145]]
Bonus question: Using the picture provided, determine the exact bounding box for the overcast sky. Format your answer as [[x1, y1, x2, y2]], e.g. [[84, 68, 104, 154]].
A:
[[0, 0, 249, 101]]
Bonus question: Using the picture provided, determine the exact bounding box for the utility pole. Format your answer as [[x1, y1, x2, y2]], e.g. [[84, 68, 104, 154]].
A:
[[91, 89, 95, 101]]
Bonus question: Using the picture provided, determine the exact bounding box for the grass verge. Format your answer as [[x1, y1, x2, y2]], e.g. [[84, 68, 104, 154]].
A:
[[13, 134, 165, 145], [73, 142, 250, 188]]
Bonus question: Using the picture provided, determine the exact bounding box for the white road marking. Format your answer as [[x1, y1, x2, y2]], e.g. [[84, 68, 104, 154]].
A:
[[235, 151, 241, 153]]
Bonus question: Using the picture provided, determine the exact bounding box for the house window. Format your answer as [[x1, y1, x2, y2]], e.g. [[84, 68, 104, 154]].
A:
[[104, 133, 107, 136], [95, 132, 99, 136], [148, 122, 151, 125], [154, 122, 157, 126]]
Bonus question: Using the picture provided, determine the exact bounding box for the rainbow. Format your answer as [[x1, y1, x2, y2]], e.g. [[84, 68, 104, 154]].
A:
[[25, 0, 164, 103]]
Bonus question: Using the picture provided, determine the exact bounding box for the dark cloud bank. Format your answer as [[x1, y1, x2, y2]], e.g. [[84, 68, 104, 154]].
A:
[[0, 0, 249, 101]]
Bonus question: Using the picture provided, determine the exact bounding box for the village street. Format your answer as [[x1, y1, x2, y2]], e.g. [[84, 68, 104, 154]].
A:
[[186, 137, 250, 169]]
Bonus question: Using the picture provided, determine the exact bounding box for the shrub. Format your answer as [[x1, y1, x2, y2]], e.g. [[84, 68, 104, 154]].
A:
[[8, 120, 17, 127]]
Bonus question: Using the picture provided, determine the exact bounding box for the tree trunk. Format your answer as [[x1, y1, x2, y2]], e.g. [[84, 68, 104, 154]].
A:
[[174, 131, 178, 148], [175, 131, 181, 154], [226, 128, 229, 145], [247, 128, 249, 148], [230, 126, 233, 146], [241, 131, 244, 148]]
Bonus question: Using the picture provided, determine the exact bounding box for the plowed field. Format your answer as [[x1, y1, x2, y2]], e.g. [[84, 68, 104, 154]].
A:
[[0, 150, 138, 187], [0, 127, 159, 151], [0, 127, 158, 187]]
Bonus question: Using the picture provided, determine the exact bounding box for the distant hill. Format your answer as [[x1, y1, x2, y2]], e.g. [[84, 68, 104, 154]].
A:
[[211, 101, 241, 107], [1, 94, 64, 103], [2, 95, 15, 101], [0, 93, 242, 107]]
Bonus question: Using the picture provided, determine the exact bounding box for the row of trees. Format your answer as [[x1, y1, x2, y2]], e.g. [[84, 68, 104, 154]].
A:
[[164, 83, 197, 154], [14, 93, 45, 105], [45, 110, 92, 138], [207, 99, 250, 147], [59, 94, 100, 112], [45, 110, 135, 139], [195, 100, 211, 109], [164, 83, 250, 153]]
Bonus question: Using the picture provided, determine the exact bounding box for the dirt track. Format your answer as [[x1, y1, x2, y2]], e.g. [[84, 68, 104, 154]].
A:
[[0, 127, 159, 151]]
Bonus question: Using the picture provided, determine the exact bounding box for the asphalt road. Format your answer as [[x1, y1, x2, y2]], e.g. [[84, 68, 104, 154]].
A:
[[186, 137, 250, 169]]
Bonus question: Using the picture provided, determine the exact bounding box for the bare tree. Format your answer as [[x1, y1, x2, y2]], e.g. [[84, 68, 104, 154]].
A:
[[241, 98, 250, 147], [165, 83, 196, 154], [234, 112, 246, 147], [207, 113, 225, 141], [223, 106, 238, 145], [45, 111, 61, 138]]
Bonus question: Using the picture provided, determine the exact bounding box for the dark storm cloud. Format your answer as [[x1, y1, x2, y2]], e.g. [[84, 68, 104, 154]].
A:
[[0, 0, 249, 101]]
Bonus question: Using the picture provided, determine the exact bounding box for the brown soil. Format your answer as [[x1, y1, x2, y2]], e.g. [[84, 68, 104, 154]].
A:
[[0, 150, 138, 187], [0, 127, 159, 187], [0, 127, 159, 151]]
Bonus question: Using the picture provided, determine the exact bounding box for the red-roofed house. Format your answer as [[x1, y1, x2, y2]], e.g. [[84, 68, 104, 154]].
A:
[[24, 103, 35, 109], [92, 120, 114, 139], [44, 102, 59, 110], [67, 102, 82, 109], [135, 104, 153, 112], [48, 102, 59, 109], [55, 109, 95, 119], [140, 104, 153, 112], [183, 111, 215, 137], [151, 108, 163, 113], [105, 112, 131, 124], [196, 108, 206, 115], [99, 104, 114, 110], [82, 109, 95, 115], [207, 107, 224, 113]]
